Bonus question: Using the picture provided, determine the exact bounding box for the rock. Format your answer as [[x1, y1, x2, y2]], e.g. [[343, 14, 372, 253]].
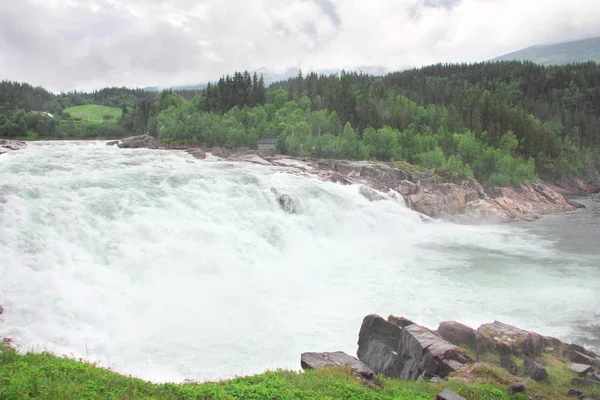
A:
[[358, 185, 388, 202], [357, 315, 471, 380], [270, 188, 301, 214], [388, 315, 415, 328], [500, 357, 518, 375], [300, 351, 377, 386], [117, 134, 161, 149], [357, 314, 404, 378], [105, 140, 119, 146], [436, 390, 466, 400], [0, 305, 3, 314], [567, 389, 584, 397], [589, 370, 600, 382], [398, 180, 419, 196], [430, 376, 443, 383], [524, 357, 548, 381], [564, 349, 600, 366], [437, 321, 477, 348], [508, 382, 527, 393], [568, 363, 593, 376], [187, 149, 206, 159], [0, 139, 27, 155], [571, 378, 599, 387], [477, 321, 543, 357]]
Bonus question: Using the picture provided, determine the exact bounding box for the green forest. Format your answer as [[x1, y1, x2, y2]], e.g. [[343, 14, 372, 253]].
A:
[[2, 61, 600, 186]]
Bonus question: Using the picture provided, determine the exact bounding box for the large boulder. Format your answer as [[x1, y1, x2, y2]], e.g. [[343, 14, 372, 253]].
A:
[[117, 134, 161, 149], [524, 357, 548, 381], [300, 351, 376, 386], [0, 139, 27, 155], [476, 321, 544, 357], [357, 315, 471, 380], [437, 321, 477, 348]]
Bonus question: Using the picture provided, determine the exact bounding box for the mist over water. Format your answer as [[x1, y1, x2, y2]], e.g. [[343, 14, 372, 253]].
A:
[[1, 141, 599, 383]]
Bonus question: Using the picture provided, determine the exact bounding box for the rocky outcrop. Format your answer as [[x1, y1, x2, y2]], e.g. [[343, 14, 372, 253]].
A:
[[568, 363, 594, 376], [300, 351, 378, 387], [357, 315, 471, 380], [0, 139, 27, 155], [437, 321, 477, 348], [476, 321, 545, 357], [114, 135, 591, 223]]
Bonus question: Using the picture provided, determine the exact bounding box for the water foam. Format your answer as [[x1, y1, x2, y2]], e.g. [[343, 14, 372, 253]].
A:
[[1, 141, 598, 382]]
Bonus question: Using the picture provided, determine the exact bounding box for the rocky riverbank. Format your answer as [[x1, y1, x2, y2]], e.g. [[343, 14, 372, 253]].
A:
[[302, 314, 600, 400], [114, 135, 600, 223], [0, 139, 27, 155]]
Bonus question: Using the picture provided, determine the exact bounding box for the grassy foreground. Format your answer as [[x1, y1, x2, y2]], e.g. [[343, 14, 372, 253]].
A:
[[63, 105, 122, 122], [2, 347, 591, 400]]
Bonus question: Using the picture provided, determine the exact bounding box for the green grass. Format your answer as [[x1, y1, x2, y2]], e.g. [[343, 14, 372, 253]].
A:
[[63, 105, 122, 122], [0, 348, 516, 400], [1, 347, 596, 400]]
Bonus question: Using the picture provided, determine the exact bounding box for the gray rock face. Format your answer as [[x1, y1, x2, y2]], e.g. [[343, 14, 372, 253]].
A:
[[436, 390, 466, 400], [568, 363, 593, 376], [524, 357, 548, 381], [357, 314, 471, 380], [388, 315, 415, 329], [477, 321, 543, 357], [564, 349, 600, 366], [300, 351, 376, 385], [437, 321, 477, 348]]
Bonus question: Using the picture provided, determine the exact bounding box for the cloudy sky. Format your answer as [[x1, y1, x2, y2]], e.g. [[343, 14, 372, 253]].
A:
[[1, 0, 600, 92]]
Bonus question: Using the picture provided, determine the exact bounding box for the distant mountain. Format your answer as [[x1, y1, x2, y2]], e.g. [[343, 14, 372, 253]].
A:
[[143, 66, 388, 92], [493, 36, 600, 65]]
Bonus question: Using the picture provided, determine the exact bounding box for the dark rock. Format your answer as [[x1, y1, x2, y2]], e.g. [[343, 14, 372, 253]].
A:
[[357, 315, 471, 380], [508, 382, 527, 393], [501, 357, 518, 375], [567, 389, 584, 398], [436, 390, 466, 400], [524, 357, 548, 381], [477, 321, 543, 357], [437, 321, 477, 348], [105, 140, 119, 146], [300, 351, 377, 386], [564, 349, 600, 366], [118, 134, 160, 149], [589, 370, 600, 382], [0, 139, 27, 155], [568, 363, 593, 376], [571, 378, 599, 387], [388, 315, 415, 328], [357, 315, 404, 378], [0, 305, 3, 314]]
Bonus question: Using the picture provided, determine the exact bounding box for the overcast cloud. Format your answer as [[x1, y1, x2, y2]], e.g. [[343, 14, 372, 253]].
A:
[[1, 0, 600, 92]]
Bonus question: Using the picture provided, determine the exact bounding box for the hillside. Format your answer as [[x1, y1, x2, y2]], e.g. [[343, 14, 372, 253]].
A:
[[493, 36, 600, 65]]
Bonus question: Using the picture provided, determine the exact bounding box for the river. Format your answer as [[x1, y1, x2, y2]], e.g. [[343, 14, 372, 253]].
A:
[[1, 141, 599, 382]]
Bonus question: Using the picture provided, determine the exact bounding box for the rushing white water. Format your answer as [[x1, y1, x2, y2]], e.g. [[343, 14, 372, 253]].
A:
[[1, 141, 599, 383]]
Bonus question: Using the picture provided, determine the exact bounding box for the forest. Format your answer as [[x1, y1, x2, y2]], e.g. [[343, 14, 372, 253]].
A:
[[1, 61, 600, 186]]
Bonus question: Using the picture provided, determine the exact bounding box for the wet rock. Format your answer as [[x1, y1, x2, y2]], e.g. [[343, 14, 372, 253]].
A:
[[398, 180, 419, 196], [388, 315, 415, 328], [300, 351, 377, 387], [436, 390, 466, 400], [0, 139, 27, 155], [359, 185, 388, 202], [187, 149, 206, 159], [508, 382, 527, 393], [105, 140, 119, 146], [270, 188, 301, 214], [568, 363, 593, 376], [501, 357, 518, 375], [437, 321, 477, 348], [357, 315, 471, 380], [524, 357, 548, 381], [0, 305, 3, 314], [477, 321, 543, 357], [117, 134, 160, 149]]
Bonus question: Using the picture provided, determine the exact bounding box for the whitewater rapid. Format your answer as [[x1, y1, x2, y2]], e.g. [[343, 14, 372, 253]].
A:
[[1, 141, 599, 382]]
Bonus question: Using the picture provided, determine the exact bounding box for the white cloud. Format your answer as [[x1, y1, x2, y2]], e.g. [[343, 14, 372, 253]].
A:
[[1, 0, 599, 92]]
